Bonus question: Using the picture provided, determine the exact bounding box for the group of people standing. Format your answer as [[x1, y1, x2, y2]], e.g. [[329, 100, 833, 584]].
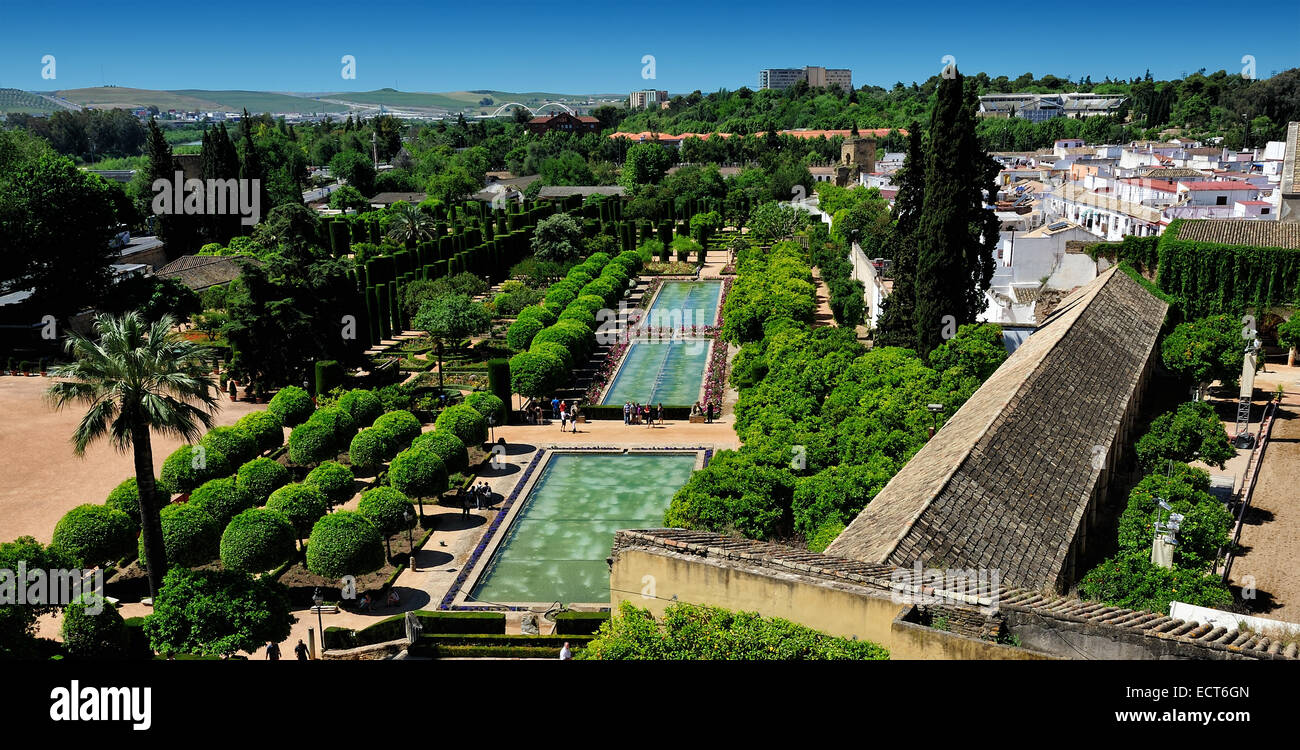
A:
[[461, 481, 494, 515], [623, 402, 664, 426], [550, 398, 582, 432], [691, 401, 716, 423]]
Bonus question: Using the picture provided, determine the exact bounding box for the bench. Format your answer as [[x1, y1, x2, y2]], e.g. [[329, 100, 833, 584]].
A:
[[310, 604, 339, 614], [689, 415, 707, 423]]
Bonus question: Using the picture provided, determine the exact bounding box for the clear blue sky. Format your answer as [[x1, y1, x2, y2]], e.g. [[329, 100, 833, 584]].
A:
[[3, 0, 1297, 94]]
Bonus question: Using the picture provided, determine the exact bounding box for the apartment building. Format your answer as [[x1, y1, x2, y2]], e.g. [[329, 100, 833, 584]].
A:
[[758, 66, 852, 92]]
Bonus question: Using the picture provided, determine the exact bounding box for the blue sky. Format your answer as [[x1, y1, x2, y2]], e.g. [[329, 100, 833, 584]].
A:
[[2, 0, 1297, 94]]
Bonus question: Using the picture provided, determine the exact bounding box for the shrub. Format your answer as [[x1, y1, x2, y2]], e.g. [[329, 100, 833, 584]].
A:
[[506, 316, 544, 351], [372, 410, 422, 457], [199, 426, 258, 466], [509, 350, 566, 399], [306, 512, 386, 579], [265, 483, 329, 545], [337, 389, 383, 426], [51, 504, 137, 568], [544, 285, 577, 310], [1134, 400, 1236, 472], [105, 477, 148, 528], [141, 502, 222, 569], [411, 430, 469, 475], [529, 340, 573, 372], [358, 486, 415, 539], [288, 420, 339, 466], [188, 476, 255, 526], [268, 386, 314, 427], [348, 428, 386, 472], [62, 595, 128, 659], [515, 304, 558, 329], [219, 508, 296, 573], [304, 461, 356, 506], [388, 445, 449, 500], [463, 391, 506, 424], [1079, 551, 1233, 613], [236, 457, 290, 505], [580, 277, 619, 306], [160, 443, 230, 494], [308, 405, 357, 444], [531, 324, 585, 357], [236, 410, 284, 454], [570, 294, 605, 315], [557, 305, 596, 330], [434, 404, 488, 446], [143, 567, 293, 658]]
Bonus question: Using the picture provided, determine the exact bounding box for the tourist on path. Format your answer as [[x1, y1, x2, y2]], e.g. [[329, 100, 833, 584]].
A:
[[551, 397, 560, 420], [265, 641, 281, 660], [294, 639, 309, 660], [657, 403, 664, 425], [560, 642, 573, 660], [706, 402, 714, 423]]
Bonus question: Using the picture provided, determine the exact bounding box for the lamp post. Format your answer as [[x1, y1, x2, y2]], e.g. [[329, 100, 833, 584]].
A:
[[403, 507, 415, 565], [927, 403, 944, 438], [486, 414, 495, 443], [311, 587, 324, 656]]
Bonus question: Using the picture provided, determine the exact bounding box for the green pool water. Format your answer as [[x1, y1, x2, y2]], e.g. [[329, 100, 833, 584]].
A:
[[643, 280, 722, 329], [600, 337, 711, 406], [470, 452, 698, 605]]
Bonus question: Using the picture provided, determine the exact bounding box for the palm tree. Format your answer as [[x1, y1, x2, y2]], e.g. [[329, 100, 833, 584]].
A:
[[46, 312, 220, 599], [386, 202, 435, 248]]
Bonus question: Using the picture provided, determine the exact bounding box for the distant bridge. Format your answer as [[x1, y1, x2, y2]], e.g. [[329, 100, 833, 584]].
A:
[[487, 101, 575, 118]]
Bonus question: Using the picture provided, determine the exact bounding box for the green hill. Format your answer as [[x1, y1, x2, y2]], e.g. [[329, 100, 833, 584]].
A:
[[0, 88, 58, 114]]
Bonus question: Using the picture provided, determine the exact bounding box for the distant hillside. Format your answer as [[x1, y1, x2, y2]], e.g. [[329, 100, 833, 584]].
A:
[[0, 88, 58, 114], [53, 87, 347, 114], [169, 90, 348, 114]]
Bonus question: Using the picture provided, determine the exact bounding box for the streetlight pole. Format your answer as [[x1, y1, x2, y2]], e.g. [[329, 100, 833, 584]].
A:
[[927, 403, 944, 438], [311, 587, 324, 657]]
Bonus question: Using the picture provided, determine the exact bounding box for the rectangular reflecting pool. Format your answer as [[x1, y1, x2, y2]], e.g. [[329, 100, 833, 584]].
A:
[[643, 280, 722, 329], [469, 452, 698, 605], [600, 337, 711, 406]]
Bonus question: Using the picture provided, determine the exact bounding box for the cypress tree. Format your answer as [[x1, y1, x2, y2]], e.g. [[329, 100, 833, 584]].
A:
[[144, 118, 200, 253], [873, 122, 925, 349], [238, 109, 270, 215], [200, 123, 243, 244], [911, 71, 999, 358]]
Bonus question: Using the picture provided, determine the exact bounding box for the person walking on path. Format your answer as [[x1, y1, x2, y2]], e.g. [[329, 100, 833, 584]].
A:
[[551, 396, 560, 420], [462, 490, 472, 516], [623, 401, 631, 425], [294, 639, 309, 660], [560, 642, 573, 660], [560, 408, 568, 432], [570, 402, 581, 433], [227, 377, 238, 402], [657, 403, 664, 426], [265, 641, 281, 660], [706, 401, 714, 423]]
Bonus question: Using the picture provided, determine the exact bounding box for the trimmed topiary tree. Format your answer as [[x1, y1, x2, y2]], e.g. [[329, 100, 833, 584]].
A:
[[358, 486, 415, 559], [411, 429, 469, 475], [219, 508, 296, 573], [199, 426, 258, 467], [337, 389, 383, 426], [236, 410, 284, 454], [288, 419, 339, 466], [61, 594, 128, 659], [372, 410, 421, 458], [487, 358, 512, 423], [463, 391, 506, 425], [268, 385, 314, 427], [433, 404, 488, 446], [509, 350, 565, 402], [141, 502, 223, 569], [305, 512, 385, 579], [236, 457, 290, 505], [530, 340, 573, 372], [307, 405, 356, 446], [506, 316, 544, 351], [304, 460, 356, 507], [105, 477, 147, 532], [348, 428, 386, 474], [51, 504, 137, 568], [387, 445, 448, 517], [188, 476, 255, 526], [160, 443, 230, 495], [266, 483, 329, 550], [515, 304, 557, 329]]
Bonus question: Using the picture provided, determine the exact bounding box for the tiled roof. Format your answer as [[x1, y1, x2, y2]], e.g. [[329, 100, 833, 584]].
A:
[[1177, 180, 1256, 191], [613, 529, 1298, 659], [155, 254, 257, 291], [367, 191, 427, 204], [1054, 184, 1162, 223], [536, 185, 626, 198], [1172, 219, 1300, 249], [826, 268, 1168, 590], [1135, 167, 1204, 179]]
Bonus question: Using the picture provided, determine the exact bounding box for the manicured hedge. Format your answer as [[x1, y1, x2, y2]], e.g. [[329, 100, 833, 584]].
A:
[[304, 460, 356, 506], [348, 428, 386, 472], [188, 476, 255, 526], [142, 502, 222, 569], [530, 340, 573, 372], [105, 477, 146, 527], [509, 350, 565, 399], [199, 426, 258, 467], [411, 430, 469, 475], [268, 386, 314, 427], [337, 389, 383, 426], [387, 445, 448, 500], [288, 419, 338, 466], [553, 611, 611, 635], [219, 508, 296, 573], [305, 511, 385, 580], [236, 411, 284, 454], [160, 443, 230, 494], [357, 486, 414, 538], [433, 404, 487, 445], [323, 610, 507, 649], [51, 504, 137, 568], [266, 483, 329, 544], [462, 391, 506, 424], [61, 595, 129, 659], [236, 457, 290, 505], [372, 410, 422, 458], [506, 316, 544, 351]]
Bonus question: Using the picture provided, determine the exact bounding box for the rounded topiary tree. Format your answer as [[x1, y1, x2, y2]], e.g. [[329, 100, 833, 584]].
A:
[[373, 410, 421, 457], [142, 502, 223, 569], [509, 350, 565, 403], [337, 389, 383, 426], [463, 391, 506, 425], [304, 460, 356, 507], [189, 476, 255, 526], [544, 285, 577, 310], [571, 294, 606, 315], [105, 477, 149, 531], [305, 512, 385, 580], [557, 305, 596, 330], [433, 404, 488, 446], [236, 410, 284, 454], [61, 594, 128, 659], [219, 508, 296, 573], [532, 322, 587, 358], [387, 445, 448, 517], [199, 426, 258, 467], [51, 504, 137, 568], [516, 304, 557, 329], [506, 316, 544, 352], [308, 405, 356, 446], [530, 340, 574, 372], [288, 419, 338, 466], [268, 385, 314, 427], [236, 457, 290, 505], [412, 429, 469, 475], [348, 428, 386, 474], [160, 443, 230, 495], [266, 483, 329, 549], [358, 486, 415, 559]]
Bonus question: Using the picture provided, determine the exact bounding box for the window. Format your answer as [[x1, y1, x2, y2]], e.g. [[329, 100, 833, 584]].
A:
[[1216, 195, 1227, 205], [1262, 208, 1270, 214]]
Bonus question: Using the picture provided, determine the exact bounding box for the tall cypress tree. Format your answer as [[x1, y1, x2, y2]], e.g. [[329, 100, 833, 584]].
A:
[[911, 71, 999, 358], [200, 123, 243, 244], [238, 109, 270, 220], [873, 122, 925, 349], [143, 117, 199, 254]]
